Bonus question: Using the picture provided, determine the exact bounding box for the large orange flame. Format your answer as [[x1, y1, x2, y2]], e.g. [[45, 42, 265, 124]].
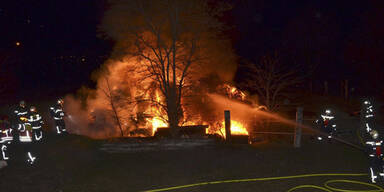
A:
[[66, 57, 253, 138], [219, 120, 248, 138], [151, 117, 167, 136], [146, 85, 250, 137]]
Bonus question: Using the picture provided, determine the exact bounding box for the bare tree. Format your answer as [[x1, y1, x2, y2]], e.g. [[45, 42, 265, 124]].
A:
[[101, 77, 124, 137], [241, 53, 302, 111], [99, 0, 232, 137]]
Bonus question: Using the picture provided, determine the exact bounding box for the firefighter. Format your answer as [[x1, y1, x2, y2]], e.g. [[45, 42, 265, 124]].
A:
[[315, 109, 337, 141], [14, 100, 29, 122], [0, 116, 12, 161], [19, 112, 36, 165], [362, 100, 375, 134], [29, 106, 43, 142], [0, 144, 8, 161], [13, 100, 29, 143], [366, 130, 384, 183], [363, 100, 374, 119], [50, 98, 66, 134], [0, 115, 13, 144]]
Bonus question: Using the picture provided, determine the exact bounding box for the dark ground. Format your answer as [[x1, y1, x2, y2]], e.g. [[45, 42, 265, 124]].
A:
[[0, 95, 383, 192], [0, 133, 378, 192]]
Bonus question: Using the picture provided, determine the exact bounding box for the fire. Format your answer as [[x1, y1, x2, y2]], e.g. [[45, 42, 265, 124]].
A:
[[147, 90, 168, 135], [151, 117, 167, 135], [228, 120, 248, 135], [64, 2, 243, 139], [219, 84, 246, 101], [66, 57, 254, 138], [219, 120, 248, 138]]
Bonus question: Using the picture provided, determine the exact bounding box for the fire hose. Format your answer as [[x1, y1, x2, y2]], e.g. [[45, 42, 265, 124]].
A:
[[143, 131, 379, 192], [142, 173, 384, 192]]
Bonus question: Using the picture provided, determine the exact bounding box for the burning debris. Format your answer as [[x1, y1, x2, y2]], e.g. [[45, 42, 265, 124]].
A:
[[63, 0, 262, 139], [65, 79, 255, 139]]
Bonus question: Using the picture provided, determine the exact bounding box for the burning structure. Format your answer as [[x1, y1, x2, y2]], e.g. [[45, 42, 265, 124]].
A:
[[63, 0, 256, 139]]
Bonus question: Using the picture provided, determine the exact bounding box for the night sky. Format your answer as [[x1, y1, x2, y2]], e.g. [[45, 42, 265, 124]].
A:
[[1, 0, 384, 102], [0, 0, 111, 102]]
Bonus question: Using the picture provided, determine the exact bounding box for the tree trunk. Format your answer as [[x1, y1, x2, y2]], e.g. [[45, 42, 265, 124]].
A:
[[111, 101, 124, 137], [167, 87, 180, 138], [105, 78, 124, 137]]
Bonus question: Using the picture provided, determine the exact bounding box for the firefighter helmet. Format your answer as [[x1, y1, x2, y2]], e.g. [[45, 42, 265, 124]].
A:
[[19, 100, 25, 106], [370, 130, 379, 139], [30, 106, 36, 112], [364, 100, 371, 105], [325, 109, 332, 115], [57, 98, 64, 105]]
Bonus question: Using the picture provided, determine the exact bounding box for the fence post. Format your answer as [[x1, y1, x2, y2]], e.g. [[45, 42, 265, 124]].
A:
[[224, 110, 231, 143], [294, 107, 303, 148]]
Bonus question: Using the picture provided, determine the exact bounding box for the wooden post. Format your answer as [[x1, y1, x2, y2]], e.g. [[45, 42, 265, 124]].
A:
[[294, 107, 303, 148], [224, 110, 231, 142]]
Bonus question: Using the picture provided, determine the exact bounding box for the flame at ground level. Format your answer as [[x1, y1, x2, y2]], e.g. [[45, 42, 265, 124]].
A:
[[205, 120, 248, 138], [149, 118, 248, 138], [151, 117, 167, 135], [220, 120, 248, 138]]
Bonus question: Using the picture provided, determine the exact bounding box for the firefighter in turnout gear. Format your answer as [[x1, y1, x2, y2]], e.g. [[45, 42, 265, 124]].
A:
[[29, 106, 43, 142], [0, 115, 13, 144], [366, 130, 384, 183], [18, 111, 36, 165], [50, 99, 66, 134], [362, 100, 375, 134], [0, 116, 12, 161], [363, 100, 374, 120], [14, 100, 29, 144], [315, 109, 337, 141]]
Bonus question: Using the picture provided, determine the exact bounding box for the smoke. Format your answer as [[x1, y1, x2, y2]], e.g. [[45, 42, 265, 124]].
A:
[[204, 93, 258, 133], [207, 94, 256, 121], [206, 94, 314, 132], [63, 95, 89, 136], [98, 0, 237, 82], [63, 0, 240, 138]]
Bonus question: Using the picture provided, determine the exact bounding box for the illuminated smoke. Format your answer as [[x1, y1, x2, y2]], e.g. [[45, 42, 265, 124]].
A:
[[63, 0, 246, 138]]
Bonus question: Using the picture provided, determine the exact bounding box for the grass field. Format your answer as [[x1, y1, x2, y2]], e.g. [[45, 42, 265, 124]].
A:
[[1, 95, 383, 192], [0, 133, 379, 192]]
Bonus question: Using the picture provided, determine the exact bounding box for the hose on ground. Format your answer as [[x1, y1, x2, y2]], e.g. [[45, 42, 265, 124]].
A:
[[142, 173, 384, 192]]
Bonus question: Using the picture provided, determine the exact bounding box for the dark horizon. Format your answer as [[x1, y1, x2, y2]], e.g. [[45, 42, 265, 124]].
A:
[[1, 0, 384, 103]]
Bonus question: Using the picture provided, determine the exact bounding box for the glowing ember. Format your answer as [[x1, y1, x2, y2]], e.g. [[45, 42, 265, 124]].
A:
[[219, 120, 248, 138]]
